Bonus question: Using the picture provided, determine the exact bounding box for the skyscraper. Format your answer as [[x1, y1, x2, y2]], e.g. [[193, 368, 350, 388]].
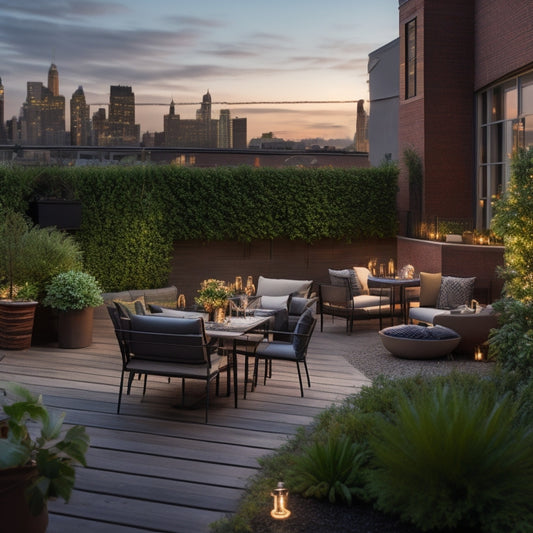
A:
[[355, 99, 369, 152], [19, 63, 65, 145], [0, 77, 7, 144], [232, 117, 247, 149], [217, 109, 231, 148], [48, 63, 59, 97], [107, 85, 138, 145], [70, 86, 90, 146]]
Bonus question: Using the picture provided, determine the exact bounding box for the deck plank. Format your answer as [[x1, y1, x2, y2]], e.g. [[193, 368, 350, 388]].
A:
[[1, 312, 372, 532]]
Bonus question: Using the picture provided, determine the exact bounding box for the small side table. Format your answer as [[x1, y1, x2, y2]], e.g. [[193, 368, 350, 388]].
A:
[[368, 276, 420, 324]]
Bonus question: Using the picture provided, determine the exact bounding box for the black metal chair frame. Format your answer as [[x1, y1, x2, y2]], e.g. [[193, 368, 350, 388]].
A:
[[238, 315, 317, 398], [107, 307, 220, 423], [318, 280, 391, 335]]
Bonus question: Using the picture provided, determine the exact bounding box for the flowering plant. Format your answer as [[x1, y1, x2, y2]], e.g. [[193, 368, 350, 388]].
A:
[[195, 279, 233, 312]]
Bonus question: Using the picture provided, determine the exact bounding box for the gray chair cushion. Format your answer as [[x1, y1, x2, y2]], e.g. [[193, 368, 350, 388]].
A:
[[328, 268, 362, 296]]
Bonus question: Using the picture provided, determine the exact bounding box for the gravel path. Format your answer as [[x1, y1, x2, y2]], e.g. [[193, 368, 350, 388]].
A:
[[343, 327, 494, 380]]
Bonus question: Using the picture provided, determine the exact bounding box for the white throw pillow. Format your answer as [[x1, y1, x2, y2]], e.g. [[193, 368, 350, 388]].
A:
[[260, 295, 289, 310]]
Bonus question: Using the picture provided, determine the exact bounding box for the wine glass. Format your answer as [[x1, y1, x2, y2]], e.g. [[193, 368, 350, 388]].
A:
[[240, 294, 249, 318]]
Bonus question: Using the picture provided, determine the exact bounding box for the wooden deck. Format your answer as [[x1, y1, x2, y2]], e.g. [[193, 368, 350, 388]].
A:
[[1, 310, 372, 533]]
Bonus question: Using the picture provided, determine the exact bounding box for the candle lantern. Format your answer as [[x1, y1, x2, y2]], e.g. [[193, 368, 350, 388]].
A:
[[271, 481, 291, 520], [235, 276, 243, 292], [474, 344, 488, 361], [177, 294, 186, 309], [388, 258, 395, 277]]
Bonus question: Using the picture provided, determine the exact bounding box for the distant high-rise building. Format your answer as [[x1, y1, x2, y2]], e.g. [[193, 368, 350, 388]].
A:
[[106, 85, 139, 146], [232, 117, 247, 149], [355, 99, 369, 152], [19, 63, 65, 145], [217, 109, 232, 148], [164, 99, 180, 146], [92, 107, 108, 145], [70, 86, 90, 146], [48, 63, 59, 97], [0, 77, 7, 144]]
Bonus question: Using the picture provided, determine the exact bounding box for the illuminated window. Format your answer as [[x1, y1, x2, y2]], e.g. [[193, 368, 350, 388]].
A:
[[406, 19, 417, 99]]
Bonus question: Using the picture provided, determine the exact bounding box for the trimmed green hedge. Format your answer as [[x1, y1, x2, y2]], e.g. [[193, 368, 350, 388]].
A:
[[0, 164, 398, 291]]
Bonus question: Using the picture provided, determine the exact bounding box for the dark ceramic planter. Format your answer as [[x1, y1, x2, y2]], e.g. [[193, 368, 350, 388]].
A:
[[0, 300, 38, 350], [57, 307, 94, 349], [0, 465, 49, 533]]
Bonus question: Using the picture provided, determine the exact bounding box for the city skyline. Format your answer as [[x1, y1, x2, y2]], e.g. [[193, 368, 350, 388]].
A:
[[0, 0, 398, 141]]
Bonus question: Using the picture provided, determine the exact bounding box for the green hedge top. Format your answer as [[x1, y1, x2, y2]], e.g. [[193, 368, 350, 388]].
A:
[[0, 164, 398, 290]]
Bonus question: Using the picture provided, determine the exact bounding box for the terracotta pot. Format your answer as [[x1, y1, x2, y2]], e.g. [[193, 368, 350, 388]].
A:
[[0, 465, 48, 533], [0, 300, 38, 350], [57, 307, 94, 348]]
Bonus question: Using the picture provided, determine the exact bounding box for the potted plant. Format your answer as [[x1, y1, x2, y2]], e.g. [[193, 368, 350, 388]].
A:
[[0, 209, 82, 349], [0, 383, 90, 532], [195, 279, 233, 322], [42, 270, 104, 349]]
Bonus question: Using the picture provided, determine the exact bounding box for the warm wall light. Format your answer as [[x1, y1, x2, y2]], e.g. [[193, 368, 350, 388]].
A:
[[474, 345, 486, 361], [271, 481, 291, 519]]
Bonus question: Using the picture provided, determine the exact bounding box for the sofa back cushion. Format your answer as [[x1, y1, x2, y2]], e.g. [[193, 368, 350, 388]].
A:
[[328, 268, 362, 296], [419, 272, 442, 307], [256, 276, 312, 298]]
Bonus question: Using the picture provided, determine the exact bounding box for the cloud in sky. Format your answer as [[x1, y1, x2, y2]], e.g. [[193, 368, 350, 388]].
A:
[[0, 0, 399, 141]]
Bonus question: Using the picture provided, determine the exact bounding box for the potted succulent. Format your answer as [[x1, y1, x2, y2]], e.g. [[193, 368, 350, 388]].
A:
[[0, 383, 90, 532], [0, 209, 82, 349], [42, 270, 104, 349]]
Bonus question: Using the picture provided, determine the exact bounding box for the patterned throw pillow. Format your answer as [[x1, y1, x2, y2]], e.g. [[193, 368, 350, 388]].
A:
[[436, 276, 476, 309], [382, 324, 459, 340], [113, 297, 147, 317], [328, 268, 362, 296]]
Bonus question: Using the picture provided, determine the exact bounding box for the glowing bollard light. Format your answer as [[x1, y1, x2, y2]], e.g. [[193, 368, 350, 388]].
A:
[[271, 481, 291, 520]]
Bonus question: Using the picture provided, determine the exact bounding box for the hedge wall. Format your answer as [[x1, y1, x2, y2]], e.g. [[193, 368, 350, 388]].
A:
[[0, 164, 398, 291]]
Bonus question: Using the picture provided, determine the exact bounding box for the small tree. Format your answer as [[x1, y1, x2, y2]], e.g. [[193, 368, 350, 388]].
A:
[[491, 147, 533, 302], [490, 147, 533, 378]]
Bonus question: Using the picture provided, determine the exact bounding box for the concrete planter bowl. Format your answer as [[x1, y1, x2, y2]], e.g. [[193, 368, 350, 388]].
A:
[[379, 325, 461, 360]]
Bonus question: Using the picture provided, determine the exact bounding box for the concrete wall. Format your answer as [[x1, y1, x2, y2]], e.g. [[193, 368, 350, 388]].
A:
[[368, 38, 400, 167]]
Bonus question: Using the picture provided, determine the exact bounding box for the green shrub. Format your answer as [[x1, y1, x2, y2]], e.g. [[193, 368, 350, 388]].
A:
[[489, 298, 533, 380], [288, 434, 367, 504], [43, 270, 104, 311], [366, 383, 533, 532]]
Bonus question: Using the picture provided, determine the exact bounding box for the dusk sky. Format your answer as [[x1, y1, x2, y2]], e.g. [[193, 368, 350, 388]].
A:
[[1, 0, 399, 142]]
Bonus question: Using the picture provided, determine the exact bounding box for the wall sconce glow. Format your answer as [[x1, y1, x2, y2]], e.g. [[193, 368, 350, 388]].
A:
[[271, 481, 291, 519]]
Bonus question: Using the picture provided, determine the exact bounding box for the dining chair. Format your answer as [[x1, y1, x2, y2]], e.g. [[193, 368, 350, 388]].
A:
[[108, 309, 221, 423], [239, 309, 317, 398]]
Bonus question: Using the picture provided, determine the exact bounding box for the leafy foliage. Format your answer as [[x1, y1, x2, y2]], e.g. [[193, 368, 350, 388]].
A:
[[489, 298, 533, 380], [0, 164, 399, 291], [288, 435, 368, 504], [194, 278, 233, 312], [43, 270, 104, 311], [0, 209, 82, 300], [0, 383, 90, 516], [366, 383, 533, 532], [491, 147, 533, 302]]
